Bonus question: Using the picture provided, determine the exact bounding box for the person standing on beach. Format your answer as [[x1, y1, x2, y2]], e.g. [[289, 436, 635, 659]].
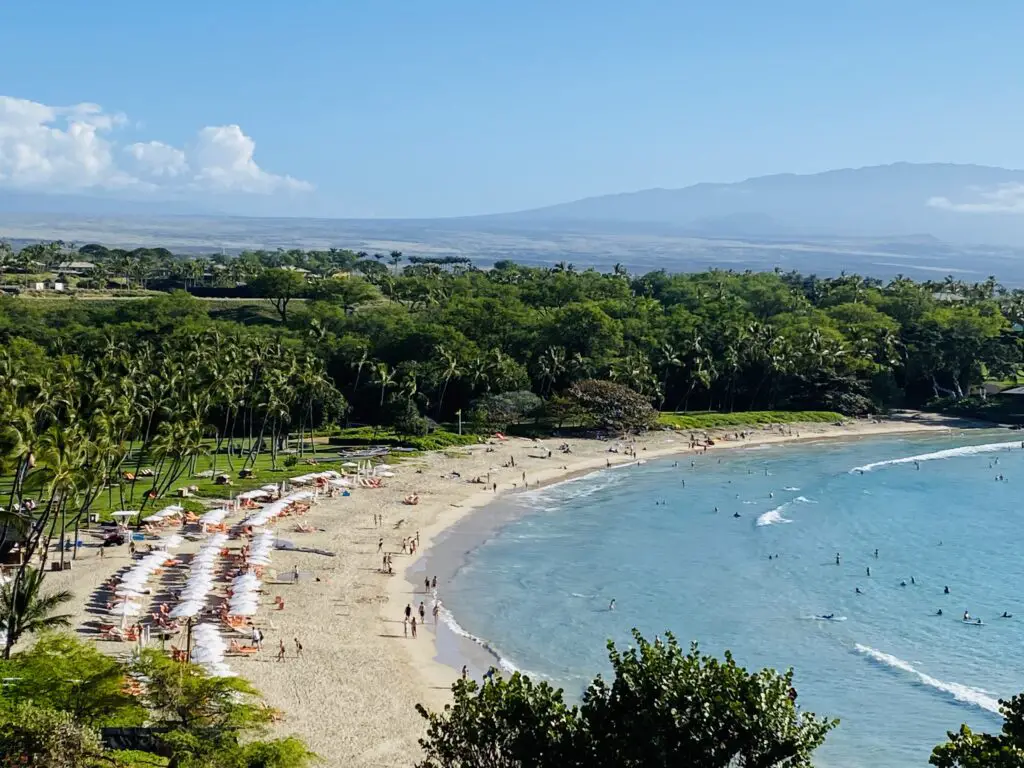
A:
[[433, 601, 440, 624], [277, 640, 286, 662], [431, 575, 437, 589], [411, 616, 418, 638], [424, 577, 431, 592], [405, 603, 412, 622], [378, 537, 383, 553], [461, 665, 468, 679], [294, 638, 303, 657], [416, 531, 421, 547], [419, 601, 426, 622]]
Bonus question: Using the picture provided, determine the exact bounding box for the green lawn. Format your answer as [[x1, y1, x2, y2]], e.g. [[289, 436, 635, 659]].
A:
[[657, 410, 844, 431]]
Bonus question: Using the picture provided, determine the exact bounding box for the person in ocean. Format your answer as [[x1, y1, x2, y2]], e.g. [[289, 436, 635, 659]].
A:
[[944, 585, 950, 594], [855, 587, 863, 594], [911, 576, 915, 585], [835, 552, 841, 566], [874, 548, 879, 558], [963, 610, 970, 621], [866, 566, 871, 576], [608, 599, 616, 611], [900, 580, 907, 587], [733, 511, 741, 518], [976, 618, 983, 625], [937, 609, 943, 616], [1003, 611, 1013, 618]]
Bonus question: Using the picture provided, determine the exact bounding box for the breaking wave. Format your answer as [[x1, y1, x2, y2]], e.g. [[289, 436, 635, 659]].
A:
[[437, 602, 521, 675], [855, 644, 1001, 715], [851, 441, 1023, 473]]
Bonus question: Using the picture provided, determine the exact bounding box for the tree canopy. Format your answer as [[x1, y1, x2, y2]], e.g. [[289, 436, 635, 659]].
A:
[[416, 630, 837, 768]]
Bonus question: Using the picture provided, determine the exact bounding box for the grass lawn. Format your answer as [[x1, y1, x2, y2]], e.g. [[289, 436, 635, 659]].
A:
[[657, 410, 844, 430]]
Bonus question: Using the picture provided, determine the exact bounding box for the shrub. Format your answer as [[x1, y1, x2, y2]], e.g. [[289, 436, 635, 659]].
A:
[[567, 380, 657, 433], [469, 390, 543, 432]]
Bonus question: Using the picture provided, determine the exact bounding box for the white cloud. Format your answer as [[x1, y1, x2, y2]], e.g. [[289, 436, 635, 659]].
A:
[[928, 183, 1024, 214], [0, 95, 311, 196]]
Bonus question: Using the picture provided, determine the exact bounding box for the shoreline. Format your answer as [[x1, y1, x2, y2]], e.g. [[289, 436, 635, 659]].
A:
[[385, 415, 976, 722], [52, 414, 988, 767]]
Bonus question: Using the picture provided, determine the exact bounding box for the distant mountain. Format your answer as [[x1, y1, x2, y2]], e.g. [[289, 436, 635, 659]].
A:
[[489, 163, 1024, 245]]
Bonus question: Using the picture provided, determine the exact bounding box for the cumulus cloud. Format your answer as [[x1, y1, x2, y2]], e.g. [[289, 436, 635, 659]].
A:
[[0, 95, 311, 195], [928, 183, 1024, 214]]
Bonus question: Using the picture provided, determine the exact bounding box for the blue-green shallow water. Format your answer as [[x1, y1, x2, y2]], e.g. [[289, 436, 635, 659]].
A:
[[440, 431, 1024, 767]]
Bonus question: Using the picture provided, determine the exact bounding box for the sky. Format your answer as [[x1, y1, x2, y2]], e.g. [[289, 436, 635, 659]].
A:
[[2, 1, 1024, 218]]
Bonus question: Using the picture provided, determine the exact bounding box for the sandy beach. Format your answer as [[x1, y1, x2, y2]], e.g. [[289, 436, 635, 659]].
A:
[[54, 414, 973, 767]]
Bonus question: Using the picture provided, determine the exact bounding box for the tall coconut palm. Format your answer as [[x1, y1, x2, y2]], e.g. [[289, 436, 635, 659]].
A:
[[1, 566, 73, 658]]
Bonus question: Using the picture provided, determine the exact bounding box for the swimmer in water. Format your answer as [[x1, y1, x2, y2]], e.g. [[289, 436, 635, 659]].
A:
[[915, 461, 920, 470], [835, 552, 841, 566], [911, 576, 915, 585], [609, 599, 616, 611], [963, 610, 970, 621], [874, 548, 879, 558], [855, 587, 863, 594], [733, 511, 741, 518], [900, 580, 907, 587], [937, 609, 943, 616], [769, 492, 774, 499], [866, 566, 871, 576], [1003, 611, 1013, 618], [944, 585, 950, 594]]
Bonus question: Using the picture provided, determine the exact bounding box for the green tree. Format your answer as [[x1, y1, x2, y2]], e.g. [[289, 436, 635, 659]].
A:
[[0, 700, 103, 768], [250, 268, 308, 322], [416, 630, 835, 768], [1, 567, 73, 658], [568, 380, 657, 432], [581, 632, 835, 768], [930, 693, 1024, 767]]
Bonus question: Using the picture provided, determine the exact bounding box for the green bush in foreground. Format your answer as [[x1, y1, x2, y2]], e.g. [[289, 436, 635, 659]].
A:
[[416, 630, 837, 768], [657, 410, 844, 431]]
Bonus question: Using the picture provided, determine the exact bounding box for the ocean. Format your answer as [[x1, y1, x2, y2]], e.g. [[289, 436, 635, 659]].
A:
[[425, 430, 1024, 767]]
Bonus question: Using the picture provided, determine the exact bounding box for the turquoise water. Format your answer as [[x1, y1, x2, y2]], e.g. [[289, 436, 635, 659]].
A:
[[440, 432, 1024, 767]]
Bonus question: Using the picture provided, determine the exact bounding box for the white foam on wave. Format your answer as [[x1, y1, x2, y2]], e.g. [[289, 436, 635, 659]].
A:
[[757, 504, 793, 526], [517, 468, 627, 509], [794, 496, 816, 504], [437, 602, 521, 675], [850, 441, 1023, 473], [855, 644, 1001, 715], [783, 486, 800, 491]]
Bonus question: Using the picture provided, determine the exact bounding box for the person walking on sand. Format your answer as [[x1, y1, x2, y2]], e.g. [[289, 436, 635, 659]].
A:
[[431, 575, 437, 589], [419, 601, 426, 622], [294, 638, 303, 658], [433, 601, 440, 624], [416, 531, 421, 546], [405, 603, 412, 622], [461, 665, 468, 680], [411, 616, 418, 638], [424, 577, 430, 592], [378, 537, 383, 553], [277, 640, 286, 662]]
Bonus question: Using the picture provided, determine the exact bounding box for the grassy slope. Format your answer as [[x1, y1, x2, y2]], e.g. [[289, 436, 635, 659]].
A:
[[657, 410, 844, 430]]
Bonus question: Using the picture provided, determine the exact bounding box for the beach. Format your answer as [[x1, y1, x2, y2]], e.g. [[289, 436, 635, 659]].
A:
[[56, 415, 963, 767]]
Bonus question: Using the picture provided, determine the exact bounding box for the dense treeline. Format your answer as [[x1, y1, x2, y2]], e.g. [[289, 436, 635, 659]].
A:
[[1, 246, 1022, 429]]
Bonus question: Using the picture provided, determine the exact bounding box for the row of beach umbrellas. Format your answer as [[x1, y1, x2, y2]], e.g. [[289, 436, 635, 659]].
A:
[[169, 533, 228, 620]]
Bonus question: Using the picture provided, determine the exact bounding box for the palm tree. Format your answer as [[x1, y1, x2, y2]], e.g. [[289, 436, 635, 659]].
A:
[[436, 346, 461, 417], [373, 362, 396, 406], [1, 566, 73, 658]]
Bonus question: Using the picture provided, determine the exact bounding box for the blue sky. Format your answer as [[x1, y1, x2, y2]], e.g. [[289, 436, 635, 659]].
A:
[[1, 1, 1023, 217]]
